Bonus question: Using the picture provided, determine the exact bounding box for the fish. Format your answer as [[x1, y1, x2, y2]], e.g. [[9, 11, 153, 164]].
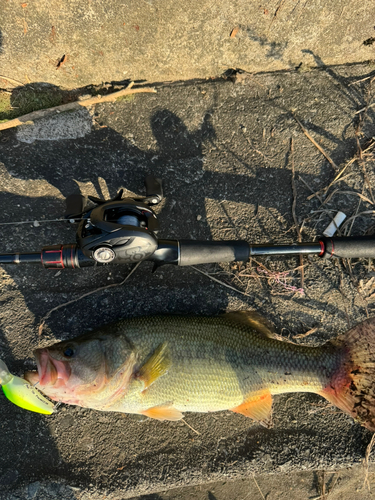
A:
[[24, 312, 375, 431]]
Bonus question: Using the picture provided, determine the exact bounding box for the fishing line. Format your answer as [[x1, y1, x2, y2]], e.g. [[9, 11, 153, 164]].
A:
[[0, 218, 85, 226]]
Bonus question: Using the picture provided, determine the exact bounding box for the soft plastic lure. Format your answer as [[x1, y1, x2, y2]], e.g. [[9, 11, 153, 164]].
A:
[[0, 359, 54, 414]]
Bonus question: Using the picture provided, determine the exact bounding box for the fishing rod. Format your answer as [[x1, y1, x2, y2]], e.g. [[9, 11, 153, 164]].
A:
[[1, 175, 375, 270]]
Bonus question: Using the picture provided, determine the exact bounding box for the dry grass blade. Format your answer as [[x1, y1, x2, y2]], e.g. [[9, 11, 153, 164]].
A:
[[268, 0, 287, 32], [349, 75, 375, 86], [312, 472, 339, 500], [252, 476, 266, 500], [363, 433, 375, 491], [355, 102, 375, 114], [190, 265, 250, 297], [307, 157, 357, 201], [293, 327, 318, 339], [326, 473, 339, 499], [338, 190, 374, 206], [245, 137, 270, 163], [318, 470, 326, 500], [345, 196, 362, 237], [290, 137, 304, 291], [306, 138, 375, 202], [0, 75, 25, 87], [299, 175, 324, 204], [293, 114, 339, 172], [341, 210, 375, 233], [181, 419, 201, 435], [38, 262, 141, 336]]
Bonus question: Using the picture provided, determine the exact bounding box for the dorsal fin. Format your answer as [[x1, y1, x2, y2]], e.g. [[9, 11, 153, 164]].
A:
[[225, 311, 276, 338]]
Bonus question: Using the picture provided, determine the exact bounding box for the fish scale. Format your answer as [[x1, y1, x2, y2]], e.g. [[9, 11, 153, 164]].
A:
[[117, 316, 338, 412]]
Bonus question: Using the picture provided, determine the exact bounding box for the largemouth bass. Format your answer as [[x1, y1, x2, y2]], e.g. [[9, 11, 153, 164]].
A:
[[24, 312, 375, 430]]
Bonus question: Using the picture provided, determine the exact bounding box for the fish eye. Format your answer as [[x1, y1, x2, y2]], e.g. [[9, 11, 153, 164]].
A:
[[63, 346, 75, 358]]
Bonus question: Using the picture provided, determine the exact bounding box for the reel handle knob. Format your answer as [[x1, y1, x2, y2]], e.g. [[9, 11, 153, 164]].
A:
[[145, 175, 163, 204], [64, 194, 87, 219]]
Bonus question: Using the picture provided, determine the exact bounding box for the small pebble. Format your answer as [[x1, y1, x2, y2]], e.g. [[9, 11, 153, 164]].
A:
[[33, 221, 40, 227]]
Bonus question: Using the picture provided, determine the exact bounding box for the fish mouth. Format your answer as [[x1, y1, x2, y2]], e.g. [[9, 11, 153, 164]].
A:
[[29, 348, 72, 387]]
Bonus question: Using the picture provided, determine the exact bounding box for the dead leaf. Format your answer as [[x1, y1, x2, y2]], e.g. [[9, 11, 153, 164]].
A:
[[293, 327, 318, 339], [21, 2, 28, 7], [56, 54, 67, 70], [230, 27, 239, 38]]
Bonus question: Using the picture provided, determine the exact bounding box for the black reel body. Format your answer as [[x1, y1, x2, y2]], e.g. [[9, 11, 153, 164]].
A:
[[77, 199, 159, 264]]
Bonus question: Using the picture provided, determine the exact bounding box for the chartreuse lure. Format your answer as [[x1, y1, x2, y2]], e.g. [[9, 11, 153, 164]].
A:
[[0, 359, 54, 414]]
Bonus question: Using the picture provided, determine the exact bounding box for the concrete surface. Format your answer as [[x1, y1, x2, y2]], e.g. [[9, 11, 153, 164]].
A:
[[130, 464, 375, 500], [0, 63, 375, 498], [0, 0, 375, 87], [6, 464, 375, 499]]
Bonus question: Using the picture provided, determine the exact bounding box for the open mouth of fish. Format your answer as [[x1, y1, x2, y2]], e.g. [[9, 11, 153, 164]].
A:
[[25, 349, 71, 387]]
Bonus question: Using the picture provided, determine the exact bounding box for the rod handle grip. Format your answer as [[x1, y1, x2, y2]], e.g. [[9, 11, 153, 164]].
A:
[[320, 236, 375, 259], [178, 240, 250, 266]]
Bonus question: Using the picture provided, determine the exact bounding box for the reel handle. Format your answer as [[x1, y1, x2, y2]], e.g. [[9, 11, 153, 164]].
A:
[[144, 175, 163, 204], [64, 194, 87, 219]]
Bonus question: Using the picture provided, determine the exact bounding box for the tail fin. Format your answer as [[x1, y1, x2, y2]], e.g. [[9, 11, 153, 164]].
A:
[[319, 317, 375, 432]]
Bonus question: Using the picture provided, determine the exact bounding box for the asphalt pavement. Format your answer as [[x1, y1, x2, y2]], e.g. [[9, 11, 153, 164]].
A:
[[1, 63, 375, 499]]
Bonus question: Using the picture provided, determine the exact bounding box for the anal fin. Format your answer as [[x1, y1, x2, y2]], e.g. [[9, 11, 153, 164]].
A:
[[140, 403, 183, 421], [230, 390, 273, 427]]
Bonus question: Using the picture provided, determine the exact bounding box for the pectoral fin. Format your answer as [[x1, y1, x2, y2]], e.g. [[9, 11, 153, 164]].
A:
[[230, 390, 273, 428], [140, 403, 183, 421], [137, 342, 171, 390]]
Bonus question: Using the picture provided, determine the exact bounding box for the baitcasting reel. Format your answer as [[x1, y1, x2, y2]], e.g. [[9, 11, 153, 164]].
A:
[[72, 175, 163, 266], [2, 175, 375, 269]]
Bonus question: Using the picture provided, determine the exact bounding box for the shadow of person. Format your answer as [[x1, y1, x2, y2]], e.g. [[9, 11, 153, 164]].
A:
[[0, 101, 342, 324], [0, 102, 322, 222]]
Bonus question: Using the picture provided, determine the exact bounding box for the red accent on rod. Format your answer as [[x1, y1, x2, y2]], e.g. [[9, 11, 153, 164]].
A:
[[319, 240, 325, 256], [43, 246, 64, 268], [70, 245, 75, 269], [330, 239, 335, 257]]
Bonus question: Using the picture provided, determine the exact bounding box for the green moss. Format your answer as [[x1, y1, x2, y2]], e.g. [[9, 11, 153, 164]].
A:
[[0, 92, 12, 117], [115, 94, 135, 103], [0, 85, 64, 121]]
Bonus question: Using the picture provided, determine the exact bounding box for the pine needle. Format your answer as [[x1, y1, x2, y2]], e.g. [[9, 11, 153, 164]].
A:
[[38, 262, 141, 336], [181, 418, 201, 435], [364, 433, 375, 491], [293, 113, 339, 172]]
